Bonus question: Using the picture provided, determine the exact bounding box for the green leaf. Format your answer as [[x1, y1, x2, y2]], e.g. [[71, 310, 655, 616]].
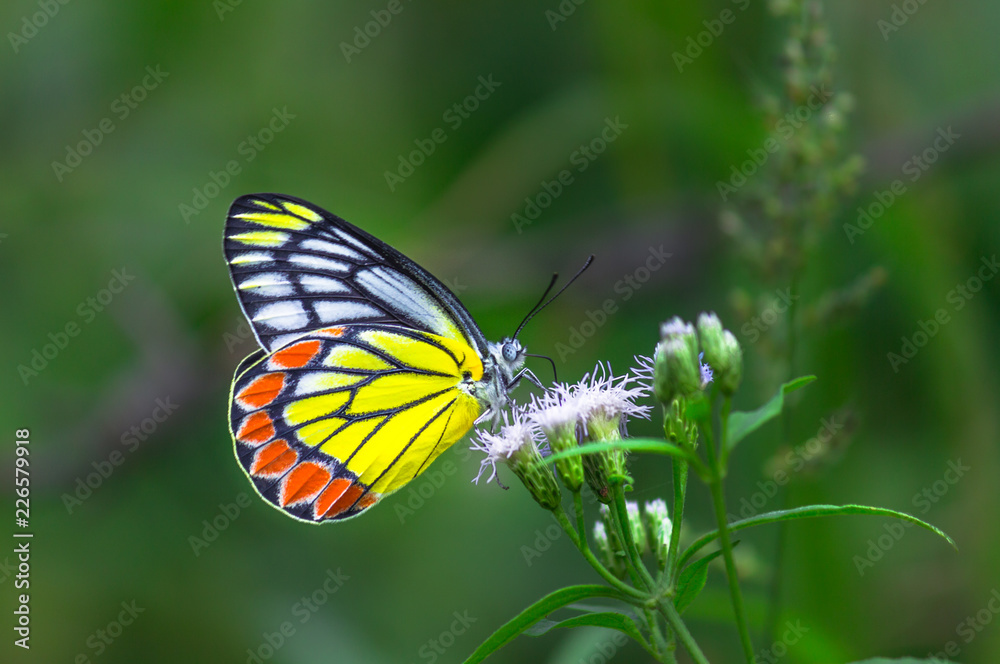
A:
[[678, 504, 957, 570], [725, 375, 816, 453], [530, 611, 648, 642], [462, 585, 626, 664], [674, 548, 726, 614], [543, 438, 694, 466]]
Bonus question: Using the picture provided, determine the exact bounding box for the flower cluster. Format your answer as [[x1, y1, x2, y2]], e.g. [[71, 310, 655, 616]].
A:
[[470, 362, 651, 506], [653, 313, 743, 404]]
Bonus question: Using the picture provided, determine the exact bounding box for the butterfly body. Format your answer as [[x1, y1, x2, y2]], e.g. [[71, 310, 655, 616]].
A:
[[224, 194, 526, 522]]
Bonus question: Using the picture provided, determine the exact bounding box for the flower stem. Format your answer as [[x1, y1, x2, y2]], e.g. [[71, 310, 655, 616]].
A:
[[573, 490, 587, 541], [666, 457, 688, 585], [551, 508, 646, 601], [611, 484, 656, 592], [702, 419, 755, 663], [657, 598, 710, 664]]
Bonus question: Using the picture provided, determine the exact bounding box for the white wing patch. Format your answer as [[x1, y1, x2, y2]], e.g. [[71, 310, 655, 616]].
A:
[[356, 266, 461, 340], [239, 273, 294, 297], [335, 229, 382, 259], [290, 254, 351, 274], [230, 252, 273, 265], [313, 300, 383, 323], [302, 238, 368, 262], [300, 275, 350, 294], [253, 301, 309, 331]]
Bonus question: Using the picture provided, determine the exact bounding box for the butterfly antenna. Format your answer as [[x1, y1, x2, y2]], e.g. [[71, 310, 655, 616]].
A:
[[513, 255, 595, 340], [524, 353, 558, 382]]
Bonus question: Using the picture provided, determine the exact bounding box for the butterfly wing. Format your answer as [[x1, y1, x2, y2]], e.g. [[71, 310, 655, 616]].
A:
[[229, 324, 483, 522], [223, 193, 487, 355]]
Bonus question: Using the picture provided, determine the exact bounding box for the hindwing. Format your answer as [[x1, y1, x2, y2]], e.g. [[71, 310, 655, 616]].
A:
[[229, 324, 483, 523]]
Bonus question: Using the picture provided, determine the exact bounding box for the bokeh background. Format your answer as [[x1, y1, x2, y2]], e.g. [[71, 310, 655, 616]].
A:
[[2, 1, 999, 662]]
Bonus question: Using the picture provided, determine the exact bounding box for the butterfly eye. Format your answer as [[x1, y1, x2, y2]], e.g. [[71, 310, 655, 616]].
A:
[[502, 341, 520, 363]]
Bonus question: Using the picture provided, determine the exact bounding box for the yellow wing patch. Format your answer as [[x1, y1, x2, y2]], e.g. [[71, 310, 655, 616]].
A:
[[234, 211, 311, 231], [229, 231, 290, 247], [323, 345, 394, 371]]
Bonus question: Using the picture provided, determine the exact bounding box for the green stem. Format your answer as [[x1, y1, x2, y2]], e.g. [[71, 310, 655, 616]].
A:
[[551, 508, 647, 601], [573, 490, 588, 542], [643, 607, 672, 662], [666, 457, 688, 585], [611, 484, 656, 592], [657, 598, 710, 664], [702, 419, 755, 663]]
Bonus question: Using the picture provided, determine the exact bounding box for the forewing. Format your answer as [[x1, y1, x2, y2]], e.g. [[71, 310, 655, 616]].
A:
[[224, 193, 487, 354], [229, 324, 483, 523]]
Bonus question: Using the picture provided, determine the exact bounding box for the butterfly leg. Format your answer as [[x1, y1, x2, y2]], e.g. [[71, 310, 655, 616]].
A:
[[509, 368, 546, 391]]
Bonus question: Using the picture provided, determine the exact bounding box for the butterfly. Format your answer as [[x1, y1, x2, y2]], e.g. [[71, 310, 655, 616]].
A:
[[224, 193, 544, 523]]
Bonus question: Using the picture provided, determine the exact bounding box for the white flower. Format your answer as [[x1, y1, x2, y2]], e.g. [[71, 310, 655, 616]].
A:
[[644, 498, 669, 524], [573, 362, 652, 424], [470, 409, 539, 486]]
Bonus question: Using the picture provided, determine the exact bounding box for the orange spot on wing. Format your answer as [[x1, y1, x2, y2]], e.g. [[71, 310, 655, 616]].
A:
[[237, 411, 275, 445], [237, 373, 286, 409], [270, 339, 321, 369], [317, 326, 346, 338], [355, 493, 379, 510], [280, 462, 332, 507], [322, 482, 366, 519], [251, 440, 297, 476], [314, 478, 352, 518]]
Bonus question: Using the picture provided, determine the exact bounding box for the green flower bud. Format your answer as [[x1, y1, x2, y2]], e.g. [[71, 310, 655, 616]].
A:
[[643, 499, 673, 569], [581, 414, 630, 503], [597, 506, 628, 578], [471, 413, 562, 510], [697, 312, 726, 370], [625, 501, 648, 556], [661, 338, 702, 398], [508, 441, 563, 511], [718, 330, 743, 395], [697, 312, 744, 395]]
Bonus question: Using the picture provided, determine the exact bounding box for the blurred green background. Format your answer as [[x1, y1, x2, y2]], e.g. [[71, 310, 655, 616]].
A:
[[2, 1, 999, 662]]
